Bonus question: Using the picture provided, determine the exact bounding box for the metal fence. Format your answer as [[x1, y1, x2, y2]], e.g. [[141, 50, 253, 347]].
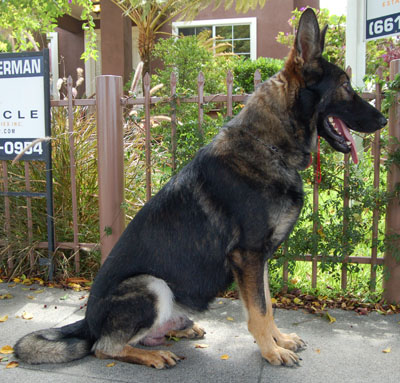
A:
[[1, 64, 399, 300]]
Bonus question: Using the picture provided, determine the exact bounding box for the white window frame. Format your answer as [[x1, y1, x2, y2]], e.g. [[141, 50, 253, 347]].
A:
[[84, 29, 102, 98], [47, 32, 59, 100], [172, 17, 257, 60]]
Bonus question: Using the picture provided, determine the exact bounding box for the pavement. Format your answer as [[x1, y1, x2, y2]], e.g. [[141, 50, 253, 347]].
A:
[[0, 281, 399, 383]]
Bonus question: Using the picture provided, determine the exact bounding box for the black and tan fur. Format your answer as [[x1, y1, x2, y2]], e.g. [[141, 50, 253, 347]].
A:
[[14, 9, 386, 368]]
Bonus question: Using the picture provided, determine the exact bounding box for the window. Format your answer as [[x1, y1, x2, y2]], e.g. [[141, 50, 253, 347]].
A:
[[173, 18, 257, 60]]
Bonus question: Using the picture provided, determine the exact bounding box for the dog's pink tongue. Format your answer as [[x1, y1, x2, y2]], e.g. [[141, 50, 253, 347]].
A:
[[332, 117, 358, 164]]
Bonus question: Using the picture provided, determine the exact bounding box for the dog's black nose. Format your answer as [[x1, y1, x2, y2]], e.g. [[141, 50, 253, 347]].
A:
[[379, 115, 387, 127]]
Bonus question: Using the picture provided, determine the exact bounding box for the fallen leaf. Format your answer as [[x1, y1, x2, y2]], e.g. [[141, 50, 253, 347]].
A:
[[6, 361, 19, 368], [34, 289, 45, 294], [26, 295, 35, 300], [168, 336, 180, 342], [0, 294, 13, 300], [0, 356, 9, 362], [382, 347, 391, 353], [271, 298, 277, 304], [315, 348, 321, 353], [326, 312, 336, 324], [60, 294, 69, 300], [7, 283, 16, 288], [293, 297, 303, 305], [220, 354, 230, 360], [0, 345, 14, 354], [68, 283, 82, 291], [0, 315, 8, 323], [195, 344, 209, 349], [0, 278, 3, 283], [66, 277, 90, 284], [13, 278, 21, 283], [106, 362, 116, 367], [22, 311, 33, 320], [281, 297, 291, 305], [226, 316, 234, 321]]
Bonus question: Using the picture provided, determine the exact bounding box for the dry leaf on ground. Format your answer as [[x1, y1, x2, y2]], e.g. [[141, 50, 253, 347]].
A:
[[0, 315, 8, 323], [220, 354, 230, 360], [195, 344, 209, 349], [382, 347, 391, 353], [0, 345, 14, 354], [21, 312, 33, 320], [6, 361, 19, 368]]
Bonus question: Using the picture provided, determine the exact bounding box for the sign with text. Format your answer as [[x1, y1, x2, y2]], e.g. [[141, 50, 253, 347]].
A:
[[366, 0, 400, 40], [0, 51, 50, 160]]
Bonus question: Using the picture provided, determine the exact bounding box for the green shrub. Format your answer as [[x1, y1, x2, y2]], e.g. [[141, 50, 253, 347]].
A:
[[231, 56, 284, 93]]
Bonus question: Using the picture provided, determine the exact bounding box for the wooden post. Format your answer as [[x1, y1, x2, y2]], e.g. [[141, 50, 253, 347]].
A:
[[384, 59, 400, 304], [67, 76, 80, 273], [144, 73, 152, 202], [254, 69, 262, 89], [170, 72, 177, 172], [370, 67, 383, 291], [226, 70, 233, 118], [197, 72, 205, 140], [96, 75, 125, 264]]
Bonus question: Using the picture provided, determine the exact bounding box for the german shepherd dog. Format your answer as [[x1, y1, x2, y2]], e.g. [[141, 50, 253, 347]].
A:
[[15, 9, 386, 368]]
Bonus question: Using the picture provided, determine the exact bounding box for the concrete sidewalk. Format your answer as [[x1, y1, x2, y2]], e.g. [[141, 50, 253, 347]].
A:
[[1, 281, 399, 383]]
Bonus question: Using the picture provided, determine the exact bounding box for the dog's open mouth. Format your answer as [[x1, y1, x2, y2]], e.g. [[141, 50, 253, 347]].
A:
[[322, 117, 358, 164]]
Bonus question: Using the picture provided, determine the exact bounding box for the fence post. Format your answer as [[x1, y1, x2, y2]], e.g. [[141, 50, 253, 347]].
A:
[[170, 72, 177, 172], [96, 75, 125, 264], [144, 73, 152, 201], [198, 72, 205, 140], [226, 70, 233, 118], [384, 59, 400, 303]]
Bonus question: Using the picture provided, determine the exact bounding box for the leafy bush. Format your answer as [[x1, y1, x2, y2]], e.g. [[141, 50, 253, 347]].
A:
[[151, 35, 231, 96], [231, 56, 284, 93]]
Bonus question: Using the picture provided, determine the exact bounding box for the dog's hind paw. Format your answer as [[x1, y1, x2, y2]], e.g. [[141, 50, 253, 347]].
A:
[[166, 323, 206, 340], [262, 346, 300, 367]]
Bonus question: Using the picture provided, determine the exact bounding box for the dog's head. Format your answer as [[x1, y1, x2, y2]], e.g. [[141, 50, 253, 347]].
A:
[[288, 8, 387, 163]]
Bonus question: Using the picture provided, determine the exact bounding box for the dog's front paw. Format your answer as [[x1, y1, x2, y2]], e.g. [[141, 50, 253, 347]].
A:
[[275, 332, 305, 351], [146, 350, 182, 369], [262, 346, 300, 367]]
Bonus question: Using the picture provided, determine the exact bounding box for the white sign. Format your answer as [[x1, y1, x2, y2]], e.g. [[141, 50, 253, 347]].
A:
[[0, 52, 49, 160], [366, 0, 400, 40]]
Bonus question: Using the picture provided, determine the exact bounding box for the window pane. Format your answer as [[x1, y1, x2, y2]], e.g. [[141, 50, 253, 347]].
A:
[[179, 27, 196, 36], [216, 26, 232, 39], [234, 25, 250, 39], [234, 39, 250, 54], [197, 26, 212, 34]]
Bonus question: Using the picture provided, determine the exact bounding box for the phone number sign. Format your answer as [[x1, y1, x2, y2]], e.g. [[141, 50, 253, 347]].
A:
[[366, 0, 400, 40], [0, 51, 50, 160]]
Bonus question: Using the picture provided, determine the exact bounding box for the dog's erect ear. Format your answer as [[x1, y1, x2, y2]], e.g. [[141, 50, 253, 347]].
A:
[[320, 25, 328, 52], [295, 9, 322, 63]]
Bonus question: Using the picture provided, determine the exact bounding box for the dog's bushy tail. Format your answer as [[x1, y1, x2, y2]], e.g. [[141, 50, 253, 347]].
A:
[[14, 319, 92, 364]]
